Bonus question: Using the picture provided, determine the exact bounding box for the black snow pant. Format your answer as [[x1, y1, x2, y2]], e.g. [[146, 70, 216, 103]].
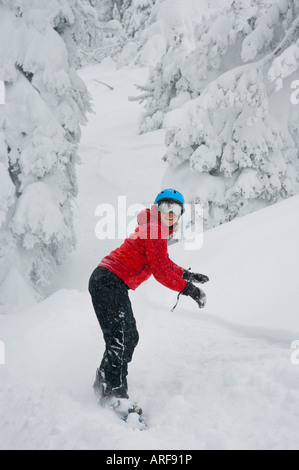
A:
[[89, 267, 139, 399]]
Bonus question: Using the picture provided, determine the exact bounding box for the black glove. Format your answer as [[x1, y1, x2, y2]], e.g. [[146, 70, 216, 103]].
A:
[[183, 270, 209, 284], [182, 282, 207, 309]]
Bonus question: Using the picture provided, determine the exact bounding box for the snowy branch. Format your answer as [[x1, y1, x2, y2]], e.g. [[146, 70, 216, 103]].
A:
[[263, 17, 299, 67], [93, 79, 114, 91], [128, 93, 152, 102]]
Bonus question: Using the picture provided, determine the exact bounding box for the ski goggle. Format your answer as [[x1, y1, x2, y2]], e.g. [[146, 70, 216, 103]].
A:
[[158, 202, 183, 218]]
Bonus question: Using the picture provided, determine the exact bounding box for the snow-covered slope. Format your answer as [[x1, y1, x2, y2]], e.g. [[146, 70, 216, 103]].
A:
[[0, 61, 299, 450], [172, 193, 299, 338]]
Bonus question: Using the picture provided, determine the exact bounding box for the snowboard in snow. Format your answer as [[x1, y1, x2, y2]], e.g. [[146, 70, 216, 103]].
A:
[[104, 398, 148, 431], [122, 409, 148, 431]]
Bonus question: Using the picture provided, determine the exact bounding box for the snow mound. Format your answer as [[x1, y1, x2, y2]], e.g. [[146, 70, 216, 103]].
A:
[[1, 196, 299, 450], [1, 59, 299, 451], [168, 193, 299, 338]]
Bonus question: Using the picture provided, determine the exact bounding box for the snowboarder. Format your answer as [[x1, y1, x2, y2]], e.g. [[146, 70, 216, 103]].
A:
[[88, 189, 209, 420]]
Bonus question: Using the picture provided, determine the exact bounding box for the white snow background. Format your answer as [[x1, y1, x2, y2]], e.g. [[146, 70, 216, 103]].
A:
[[0, 60, 299, 450]]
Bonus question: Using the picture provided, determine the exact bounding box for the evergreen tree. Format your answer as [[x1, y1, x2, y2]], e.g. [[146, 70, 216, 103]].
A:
[[122, 0, 155, 39], [92, 0, 114, 22], [138, 0, 299, 227], [0, 0, 93, 312], [89, 0, 156, 65]]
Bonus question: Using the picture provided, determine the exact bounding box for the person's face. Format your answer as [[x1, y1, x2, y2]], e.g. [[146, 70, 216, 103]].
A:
[[160, 211, 179, 228]]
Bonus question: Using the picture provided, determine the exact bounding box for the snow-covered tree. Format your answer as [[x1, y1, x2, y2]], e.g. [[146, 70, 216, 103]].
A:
[[138, 0, 299, 227], [83, 1, 126, 64], [63, 0, 101, 67], [91, 0, 114, 22], [88, 0, 157, 65], [0, 0, 93, 312], [121, 0, 156, 39]]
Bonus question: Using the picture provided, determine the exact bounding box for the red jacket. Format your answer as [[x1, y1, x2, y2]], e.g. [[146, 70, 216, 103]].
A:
[[99, 205, 187, 292]]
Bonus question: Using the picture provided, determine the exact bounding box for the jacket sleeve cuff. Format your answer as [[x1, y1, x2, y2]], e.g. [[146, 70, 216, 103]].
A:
[[182, 270, 191, 281]]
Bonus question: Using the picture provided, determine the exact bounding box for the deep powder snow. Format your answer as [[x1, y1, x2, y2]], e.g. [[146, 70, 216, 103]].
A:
[[0, 61, 299, 450]]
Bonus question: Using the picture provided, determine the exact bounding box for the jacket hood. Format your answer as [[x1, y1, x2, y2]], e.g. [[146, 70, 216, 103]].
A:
[[137, 205, 174, 236], [137, 206, 157, 226]]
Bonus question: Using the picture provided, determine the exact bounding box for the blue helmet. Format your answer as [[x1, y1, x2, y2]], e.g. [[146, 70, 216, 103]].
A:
[[155, 189, 185, 206]]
